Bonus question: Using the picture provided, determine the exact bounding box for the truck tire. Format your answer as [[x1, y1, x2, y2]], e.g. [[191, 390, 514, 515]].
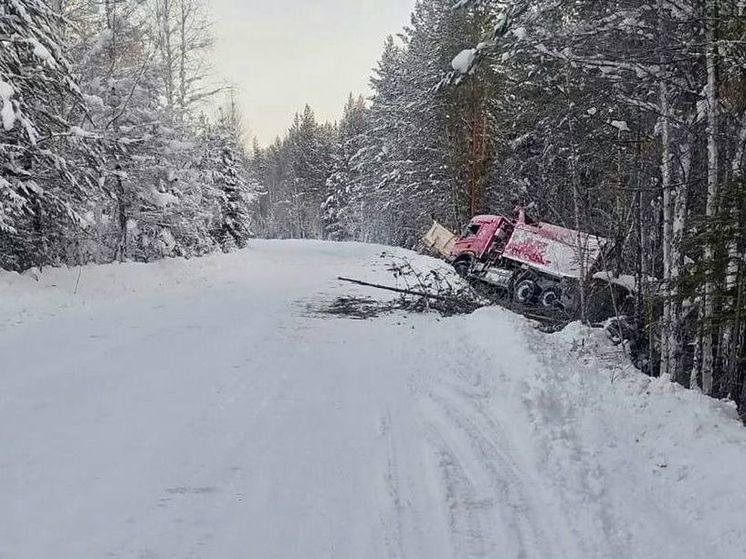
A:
[[453, 256, 474, 278], [514, 279, 538, 305], [540, 288, 562, 309]]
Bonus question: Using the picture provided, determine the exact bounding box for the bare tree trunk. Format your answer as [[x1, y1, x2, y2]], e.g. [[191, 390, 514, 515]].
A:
[[570, 155, 587, 323], [564, 66, 588, 323], [104, 0, 127, 262], [115, 173, 127, 262], [634, 111, 644, 319], [702, 0, 720, 395], [721, 113, 746, 390], [614, 127, 625, 276], [33, 193, 46, 271], [660, 78, 673, 379], [155, 0, 175, 116], [669, 139, 691, 383], [178, 0, 189, 119], [469, 78, 487, 217]]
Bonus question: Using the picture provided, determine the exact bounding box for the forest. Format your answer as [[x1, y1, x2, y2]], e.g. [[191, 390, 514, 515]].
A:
[[2, 1, 746, 420]]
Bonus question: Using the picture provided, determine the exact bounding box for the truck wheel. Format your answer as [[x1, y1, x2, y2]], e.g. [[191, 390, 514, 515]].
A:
[[540, 288, 561, 309], [514, 280, 537, 305], [453, 257, 473, 278]]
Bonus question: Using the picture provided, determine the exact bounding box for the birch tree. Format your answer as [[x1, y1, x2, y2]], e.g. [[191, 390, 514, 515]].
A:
[[699, 0, 721, 394]]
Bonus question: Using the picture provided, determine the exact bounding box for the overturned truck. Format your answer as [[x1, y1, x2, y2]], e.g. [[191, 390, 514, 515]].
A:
[[423, 210, 624, 319]]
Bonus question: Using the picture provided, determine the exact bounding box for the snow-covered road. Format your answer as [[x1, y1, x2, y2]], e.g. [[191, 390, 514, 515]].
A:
[[2, 241, 746, 559]]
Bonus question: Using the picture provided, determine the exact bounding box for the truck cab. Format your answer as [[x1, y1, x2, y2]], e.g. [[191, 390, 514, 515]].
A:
[[450, 215, 513, 267]]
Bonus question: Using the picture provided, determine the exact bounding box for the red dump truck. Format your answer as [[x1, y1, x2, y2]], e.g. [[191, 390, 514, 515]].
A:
[[423, 209, 609, 313]]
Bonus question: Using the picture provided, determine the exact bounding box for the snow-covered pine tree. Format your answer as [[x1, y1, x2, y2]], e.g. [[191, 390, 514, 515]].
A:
[[352, 35, 408, 243], [288, 105, 333, 238], [206, 96, 255, 251], [0, 0, 99, 270], [253, 136, 289, 238], [382, 0, 458, 245], [322, 94, 368, 241]]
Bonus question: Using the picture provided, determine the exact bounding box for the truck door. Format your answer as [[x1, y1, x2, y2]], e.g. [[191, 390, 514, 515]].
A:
[[474, 221, 499, 258], [491, 220, 514, 256]]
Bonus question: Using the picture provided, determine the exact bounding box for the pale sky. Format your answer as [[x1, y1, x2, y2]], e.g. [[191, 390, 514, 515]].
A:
[[210, 0, 416, 146]]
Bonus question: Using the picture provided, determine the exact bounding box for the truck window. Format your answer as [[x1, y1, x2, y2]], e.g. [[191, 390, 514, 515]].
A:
[[463, 224, 480, 238]]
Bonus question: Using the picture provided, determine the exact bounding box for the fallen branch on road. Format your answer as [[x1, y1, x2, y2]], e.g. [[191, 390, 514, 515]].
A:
[[338, 277, 455, 302], [337, 276, 483, 317]]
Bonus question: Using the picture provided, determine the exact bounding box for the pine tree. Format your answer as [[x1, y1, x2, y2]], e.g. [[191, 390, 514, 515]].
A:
[[207, 96, 255, 251], [0, 0, 99, 270], [353, 35, 408, 243], [323, 94, 368, 240]]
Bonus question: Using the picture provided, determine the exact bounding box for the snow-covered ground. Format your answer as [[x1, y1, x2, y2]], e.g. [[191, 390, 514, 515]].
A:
[[2, 240, 746, 559]]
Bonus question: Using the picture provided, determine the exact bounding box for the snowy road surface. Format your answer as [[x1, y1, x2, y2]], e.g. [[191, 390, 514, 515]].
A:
[[2, 241, 746, 559]]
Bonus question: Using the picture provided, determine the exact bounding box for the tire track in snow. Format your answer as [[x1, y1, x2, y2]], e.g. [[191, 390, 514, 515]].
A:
[[406, 329, 508, 558], [517, 323, 632, 558], [378, 406, 406, 559], [423, 390, 553, 559], [422, 417, 501, 558], [412, 320, 591, 559], [411, 348, 541, 557]]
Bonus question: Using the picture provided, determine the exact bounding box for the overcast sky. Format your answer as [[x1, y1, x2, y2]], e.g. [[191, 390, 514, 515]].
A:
[[210, 0, 416, 146]]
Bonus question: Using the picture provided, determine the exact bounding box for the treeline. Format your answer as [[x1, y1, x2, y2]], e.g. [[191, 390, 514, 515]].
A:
[[255, 0, 746, 419], [0, 0, 257, 272]]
